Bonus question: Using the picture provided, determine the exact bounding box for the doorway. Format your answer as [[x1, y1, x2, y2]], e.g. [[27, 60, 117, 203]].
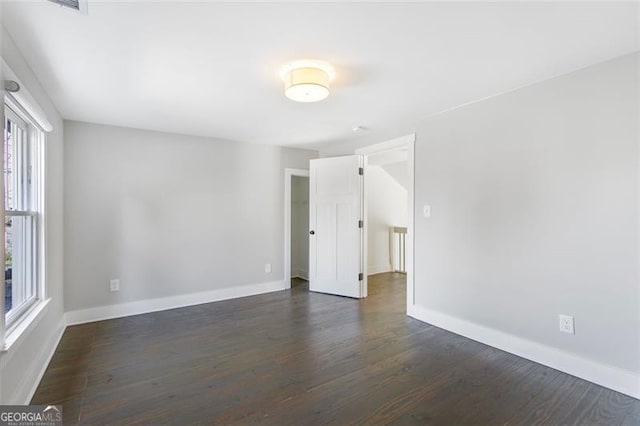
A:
[[284, 168, 310, 289], [365, 150, 409, 275], [291, 175, 310, 288], [363, 149, 410, 305], [357, 134, 415, 311], [304, 134, 415, 311]]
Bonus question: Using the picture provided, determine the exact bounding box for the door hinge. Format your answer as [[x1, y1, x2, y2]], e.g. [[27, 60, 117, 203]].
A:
[[358, 220, 363, 228], [358, 273, 364, 281], [358, 167, 364, 176]]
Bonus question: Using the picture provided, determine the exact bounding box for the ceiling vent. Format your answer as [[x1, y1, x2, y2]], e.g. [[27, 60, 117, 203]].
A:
[[47, 0, 88, 14]]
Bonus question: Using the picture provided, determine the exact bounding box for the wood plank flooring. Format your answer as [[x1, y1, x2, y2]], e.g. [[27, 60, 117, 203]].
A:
[[32, 273, 640, 424]]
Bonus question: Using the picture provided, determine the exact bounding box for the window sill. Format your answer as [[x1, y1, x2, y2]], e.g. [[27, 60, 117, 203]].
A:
[[1, 298, 51, 353]]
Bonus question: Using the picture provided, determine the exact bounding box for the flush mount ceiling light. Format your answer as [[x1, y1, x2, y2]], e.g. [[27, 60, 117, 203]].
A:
[[281, 60, 335, 103]]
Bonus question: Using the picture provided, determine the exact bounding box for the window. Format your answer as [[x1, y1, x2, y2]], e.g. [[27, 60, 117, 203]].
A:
[[3, 100, 44, 330]]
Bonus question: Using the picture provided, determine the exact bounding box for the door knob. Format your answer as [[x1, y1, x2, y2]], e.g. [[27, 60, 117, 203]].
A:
[[309, 230, 315, 235]]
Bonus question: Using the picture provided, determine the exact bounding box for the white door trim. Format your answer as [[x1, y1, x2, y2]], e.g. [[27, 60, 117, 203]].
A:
[[284, 168, 310, 289], [355, 133, 416, 311]]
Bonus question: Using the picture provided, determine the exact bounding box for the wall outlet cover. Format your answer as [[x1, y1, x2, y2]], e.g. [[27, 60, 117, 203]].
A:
[[559, 314, 575, 334], [110, 279, 120, 292]]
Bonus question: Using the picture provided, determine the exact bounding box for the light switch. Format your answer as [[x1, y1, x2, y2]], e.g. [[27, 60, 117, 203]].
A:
[[423, 205, 431, 218]]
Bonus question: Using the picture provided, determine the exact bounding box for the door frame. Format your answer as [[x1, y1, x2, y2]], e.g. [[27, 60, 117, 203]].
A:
[[283, 168, 310, 289], [355, 133, 415, 310]]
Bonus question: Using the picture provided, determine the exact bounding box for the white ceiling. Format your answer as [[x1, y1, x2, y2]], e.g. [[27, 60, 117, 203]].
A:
[[2, 1, 638, 148]]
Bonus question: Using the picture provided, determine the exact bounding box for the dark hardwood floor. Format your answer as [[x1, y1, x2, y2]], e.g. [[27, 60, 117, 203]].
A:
[[32, 273, 639, 425]]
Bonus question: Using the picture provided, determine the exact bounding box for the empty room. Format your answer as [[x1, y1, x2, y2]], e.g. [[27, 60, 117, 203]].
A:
[[0, 0, 639, 424]]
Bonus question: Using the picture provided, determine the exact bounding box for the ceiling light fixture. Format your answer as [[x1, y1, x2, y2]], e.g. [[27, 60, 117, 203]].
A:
[[281, 60, 335, 103]]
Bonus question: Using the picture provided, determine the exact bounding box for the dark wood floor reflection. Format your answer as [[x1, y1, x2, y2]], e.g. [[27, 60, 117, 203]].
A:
[[32, 273, 639, 424]]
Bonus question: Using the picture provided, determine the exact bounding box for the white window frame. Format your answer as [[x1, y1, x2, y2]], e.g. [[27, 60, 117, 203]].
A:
[[2, 95, 46, 339]]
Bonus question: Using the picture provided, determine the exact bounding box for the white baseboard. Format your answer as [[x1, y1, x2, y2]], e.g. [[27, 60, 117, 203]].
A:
[[65, 280, 286, 326], [407, 304, 640, 399], [6, 280, 286, 404], [367, 263, 391, 275], [12, 318, 66, 405]]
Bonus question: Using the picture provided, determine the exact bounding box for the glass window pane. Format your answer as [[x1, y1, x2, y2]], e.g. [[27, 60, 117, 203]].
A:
[[4, 115, 28, 212], [4, 109, 38, 324], [4, 215, 11, 315], [4, 215, 35, 318], [4, 118, 15, 211]]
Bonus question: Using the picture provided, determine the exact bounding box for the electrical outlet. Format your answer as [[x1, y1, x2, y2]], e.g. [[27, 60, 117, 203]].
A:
[[110, 279, 120, 292], [559, 314, 575, 334], [265, 264, 272, 273]]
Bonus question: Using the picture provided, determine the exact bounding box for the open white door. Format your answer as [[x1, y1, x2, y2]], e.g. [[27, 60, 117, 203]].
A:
[[309, 155, 364, 298]]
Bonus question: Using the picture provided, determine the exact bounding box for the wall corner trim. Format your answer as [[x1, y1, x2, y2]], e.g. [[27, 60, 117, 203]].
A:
[[65, 280, 287, 326], [407, 304, 640, 399]]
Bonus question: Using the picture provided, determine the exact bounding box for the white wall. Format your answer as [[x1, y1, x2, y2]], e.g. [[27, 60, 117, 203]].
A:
[[0, 27, 65, 404], [367, 165, 407, 275], [381, 162, 408, 190], [64, 121, 317, 315], [291, 176, 309, 279], [412, 53, 640, 395]]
